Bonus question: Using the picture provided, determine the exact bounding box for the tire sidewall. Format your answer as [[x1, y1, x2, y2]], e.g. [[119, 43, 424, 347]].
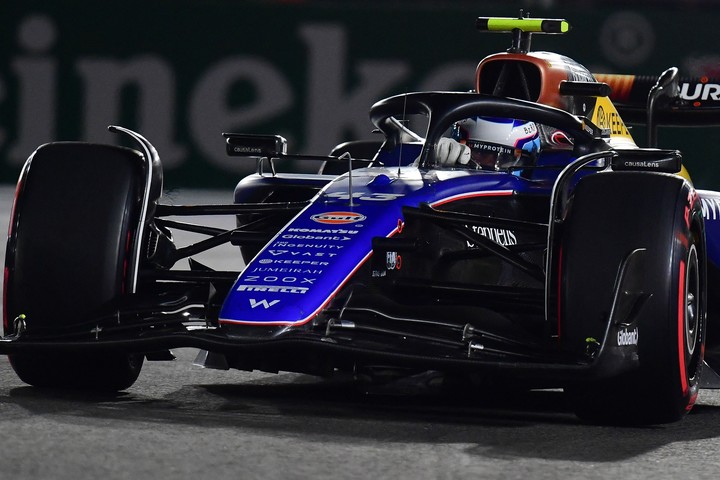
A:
[[660, 186, 705, 414]]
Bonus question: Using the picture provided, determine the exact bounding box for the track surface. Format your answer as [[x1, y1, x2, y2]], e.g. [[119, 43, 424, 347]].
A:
[[2, 187, 720, 479]]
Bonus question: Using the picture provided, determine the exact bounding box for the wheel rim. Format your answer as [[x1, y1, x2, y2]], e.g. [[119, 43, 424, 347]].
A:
[[685, 244, 700, 356]]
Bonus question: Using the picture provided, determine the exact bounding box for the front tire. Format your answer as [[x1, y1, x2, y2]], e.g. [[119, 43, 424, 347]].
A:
[[10, 352, 144, 391], [560, 172, 706, 424], [5, 142, 153, 391]]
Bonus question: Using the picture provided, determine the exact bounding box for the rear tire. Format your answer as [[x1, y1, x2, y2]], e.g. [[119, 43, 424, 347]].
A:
[[559, 172, 705, 424], [5, 142, 153, 391]]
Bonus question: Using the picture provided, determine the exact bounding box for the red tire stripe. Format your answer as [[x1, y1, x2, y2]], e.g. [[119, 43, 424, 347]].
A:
[[678, 259, 688, 396]]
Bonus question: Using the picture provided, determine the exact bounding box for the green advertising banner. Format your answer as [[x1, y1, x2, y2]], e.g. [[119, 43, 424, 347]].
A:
[[1, 1, 719, 188]]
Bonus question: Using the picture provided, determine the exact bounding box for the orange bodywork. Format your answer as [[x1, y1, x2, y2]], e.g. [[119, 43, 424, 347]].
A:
[[475, 52, 584, 111]]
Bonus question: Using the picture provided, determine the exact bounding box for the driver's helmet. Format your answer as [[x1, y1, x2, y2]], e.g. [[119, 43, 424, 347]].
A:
[[451, 117, 540, 170]]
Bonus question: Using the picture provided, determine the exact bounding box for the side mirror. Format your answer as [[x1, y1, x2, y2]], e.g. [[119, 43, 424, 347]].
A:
[[223, 133, 287, 157]]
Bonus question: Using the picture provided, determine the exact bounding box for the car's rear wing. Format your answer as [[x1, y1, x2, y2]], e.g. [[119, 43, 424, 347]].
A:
[[596, 70, 720, 124], [594, 68, 720, 147]]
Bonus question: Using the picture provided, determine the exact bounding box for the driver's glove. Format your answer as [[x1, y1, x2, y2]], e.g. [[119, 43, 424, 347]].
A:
[[435, 137, 471, 167]]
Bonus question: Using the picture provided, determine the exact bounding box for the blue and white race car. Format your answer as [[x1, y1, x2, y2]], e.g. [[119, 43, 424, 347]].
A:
[[3, 15, 720, 425]]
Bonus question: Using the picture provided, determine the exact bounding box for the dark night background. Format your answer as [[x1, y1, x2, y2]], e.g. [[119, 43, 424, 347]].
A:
[[1, 0, 719, 188]]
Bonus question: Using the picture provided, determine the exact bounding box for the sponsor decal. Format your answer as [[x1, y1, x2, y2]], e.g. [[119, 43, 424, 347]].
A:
[[244, 275, 316, 285], [267, 250, 337, 257], [250, 267, 324, 275], [232, 146, 263, 154], [594, 104, 630, 137], [281, 234, 352, 241], [272, 243, 344, 251], [466, 225, 518, 248], [617, 327, 639, 346], [237, 285, 309, 294], [256, 259, 329, 266], [287, 228, 359, 234], [467, 141, 512, 156], [680, 82, 720, 102], [311, 211, 367, 224], [249, 299, 280, 309], [324, 192, 404, 202], [386, 251, 402, 270], [622, 161, 660, 168]]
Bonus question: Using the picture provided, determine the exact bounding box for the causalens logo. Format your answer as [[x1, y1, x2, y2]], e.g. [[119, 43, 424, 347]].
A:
[[311, 211, 366, 224]]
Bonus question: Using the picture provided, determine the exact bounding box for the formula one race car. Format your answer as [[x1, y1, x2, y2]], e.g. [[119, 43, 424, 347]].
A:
[[3, 15, 720, 425]]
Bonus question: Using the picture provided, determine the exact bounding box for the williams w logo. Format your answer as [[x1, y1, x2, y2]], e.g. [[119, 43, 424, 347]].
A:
[[249, 299, 280, 309]]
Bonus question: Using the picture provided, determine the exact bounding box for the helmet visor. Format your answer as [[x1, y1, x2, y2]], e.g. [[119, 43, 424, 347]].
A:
[[466, 140, 518, 170]]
